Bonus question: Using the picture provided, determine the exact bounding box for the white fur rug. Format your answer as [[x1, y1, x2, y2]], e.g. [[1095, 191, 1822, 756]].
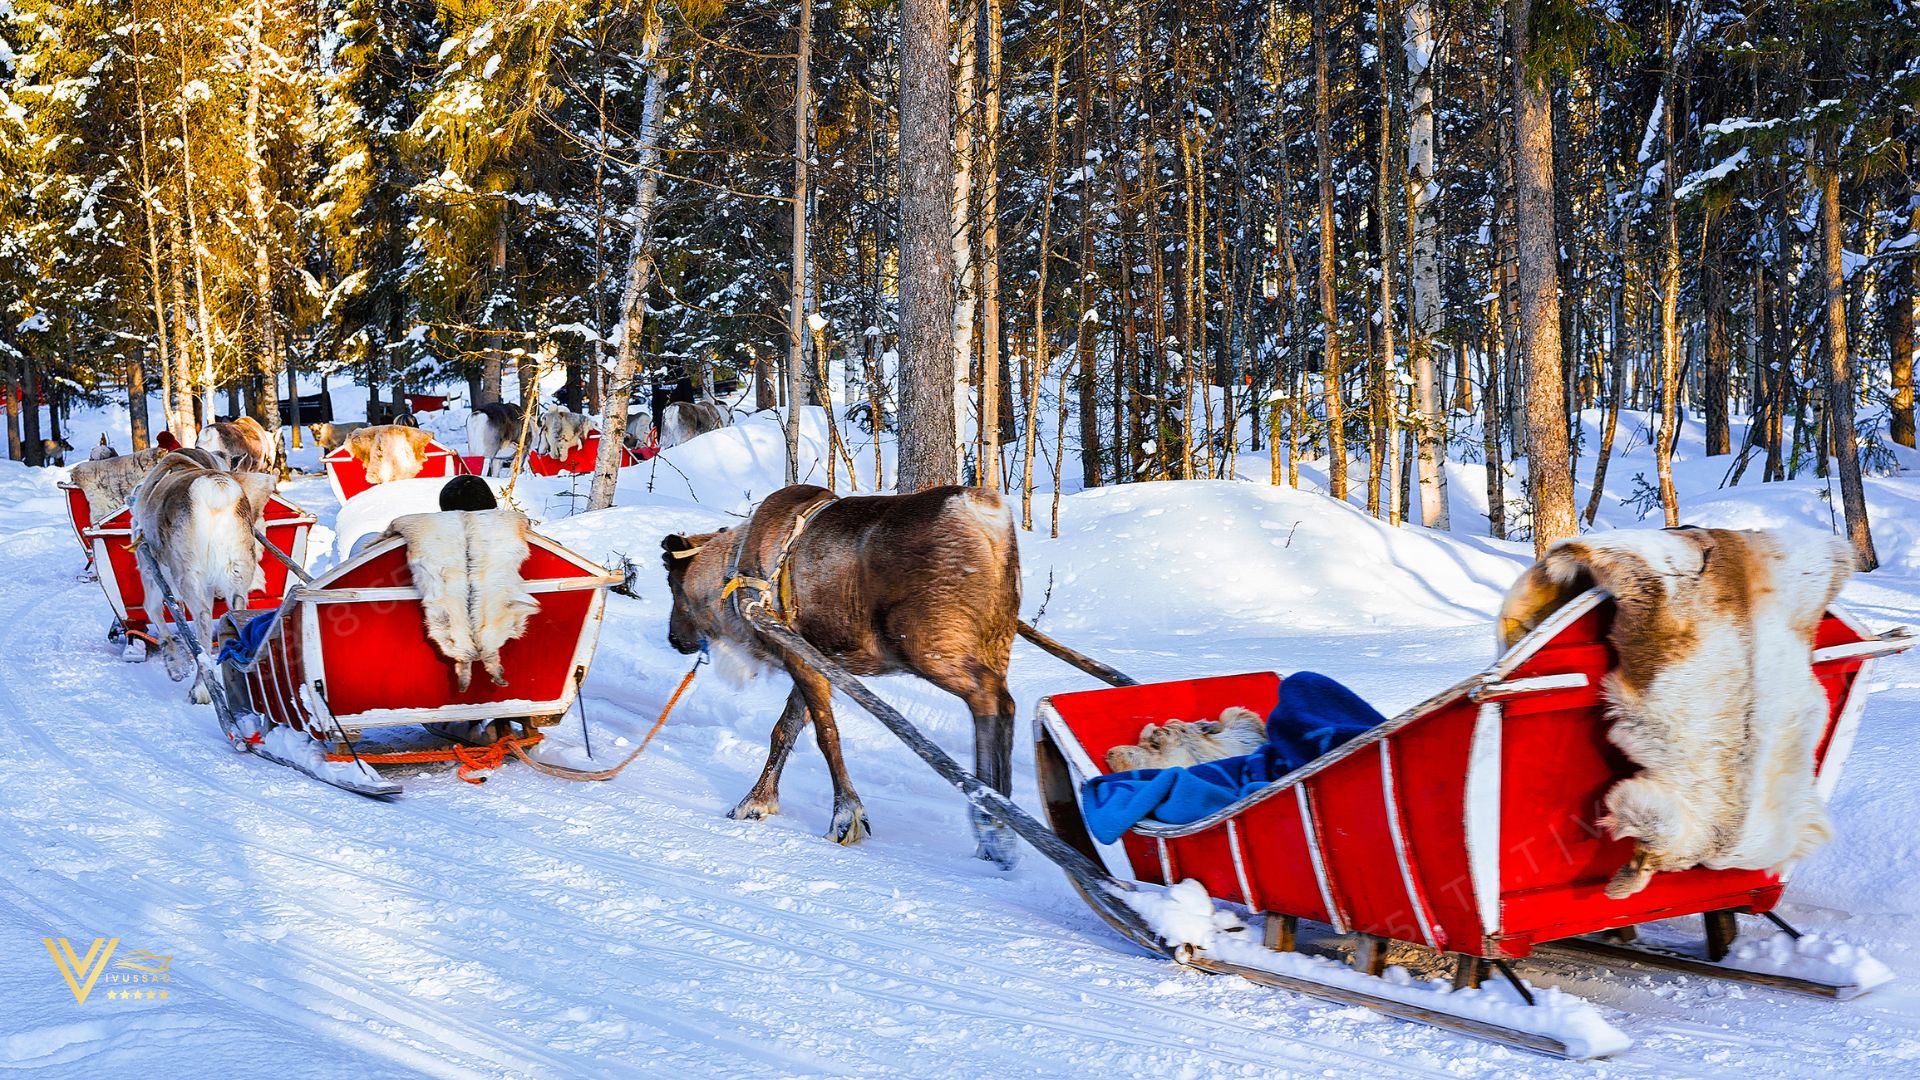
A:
[[1499, 527, 1853, 897], [385, 510, 540, 692]]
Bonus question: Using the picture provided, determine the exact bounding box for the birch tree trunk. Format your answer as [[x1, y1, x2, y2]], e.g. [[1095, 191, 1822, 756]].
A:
[[951, 0, 977, 481], [586, 9, 668, 511], [1509, 0, 1578, 553], [1892, 197, 1918, 449], [1653, 10, 1681, 526], [1404, 0, 1448, 527], [896, 0, 958, 492]]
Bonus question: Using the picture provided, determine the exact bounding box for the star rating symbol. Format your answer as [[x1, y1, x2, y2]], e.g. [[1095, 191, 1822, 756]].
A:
[[106, 989, 170, 1001]]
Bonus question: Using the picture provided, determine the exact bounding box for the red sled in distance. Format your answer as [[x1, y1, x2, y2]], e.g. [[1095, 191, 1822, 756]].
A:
[[322, 438, 467, 505]]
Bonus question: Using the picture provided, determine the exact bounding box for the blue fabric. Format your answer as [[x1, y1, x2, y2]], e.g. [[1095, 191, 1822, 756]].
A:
[[1080, 672, 1388, 844], [217, 609, 279, 666]]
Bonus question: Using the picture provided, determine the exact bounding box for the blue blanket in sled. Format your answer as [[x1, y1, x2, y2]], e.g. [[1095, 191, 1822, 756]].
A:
[[1080, 672, 1388, 845], [216, 609, 279, 666]]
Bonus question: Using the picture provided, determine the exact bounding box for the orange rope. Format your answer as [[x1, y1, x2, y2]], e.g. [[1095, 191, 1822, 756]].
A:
[[326, 731, 546, 785], [503, 661, 699, 782], [319, 658, 702, 785]]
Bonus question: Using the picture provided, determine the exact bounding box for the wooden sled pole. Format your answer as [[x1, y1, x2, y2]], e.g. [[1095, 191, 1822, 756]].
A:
[[743, 605, 1168, 951], [1016, 621, 1136, 687], [254, 529, 316, 587]]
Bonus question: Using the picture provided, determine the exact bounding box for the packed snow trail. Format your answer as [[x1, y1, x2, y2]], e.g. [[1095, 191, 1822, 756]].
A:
[[6, 405, 1920, 1076]]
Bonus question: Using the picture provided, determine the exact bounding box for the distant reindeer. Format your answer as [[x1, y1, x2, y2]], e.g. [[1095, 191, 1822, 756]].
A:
[[467, 401, 527, 477], [659, 400, 728, 448]]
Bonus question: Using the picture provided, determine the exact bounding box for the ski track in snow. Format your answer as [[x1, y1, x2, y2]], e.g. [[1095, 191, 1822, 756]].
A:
[[6, 403, 1920, 1077]]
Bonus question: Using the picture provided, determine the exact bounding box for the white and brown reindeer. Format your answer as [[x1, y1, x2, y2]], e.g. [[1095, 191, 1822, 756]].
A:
[[661, 483, 1024, 866], [467, 401, 527, 477], [129, 452, 272, 702], [196, 415, 279, 473], [658, 399, 728, 448]]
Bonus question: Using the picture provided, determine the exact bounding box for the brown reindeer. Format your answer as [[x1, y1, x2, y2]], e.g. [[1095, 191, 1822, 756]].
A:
[[662, 484, 1023, 865]]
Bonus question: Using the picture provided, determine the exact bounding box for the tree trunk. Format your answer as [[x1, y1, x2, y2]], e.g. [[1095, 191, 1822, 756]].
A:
[[980, 0, 1006, 487], [129, 354, 151, 451], [1405, 0, 1447, 527], [1892, 198, 1918, 449], [586, 12, 669, 511], [896, 0, 958, 492], [1653, 8, 1681, 526], [785, 0, 811, 486], [1313, 0, 1346, 501], [1704, 230, 1731, 455], [1509, 0, 1577, 553], [1817, 151, 1877, 570], [244, 0, 283, 455]]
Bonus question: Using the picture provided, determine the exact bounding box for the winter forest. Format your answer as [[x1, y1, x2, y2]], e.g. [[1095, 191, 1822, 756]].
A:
[[3, 0, 1917, 559]]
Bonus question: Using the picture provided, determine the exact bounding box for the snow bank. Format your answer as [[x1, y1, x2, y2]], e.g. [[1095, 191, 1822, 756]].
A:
[[1022, 479, 1528, 637]]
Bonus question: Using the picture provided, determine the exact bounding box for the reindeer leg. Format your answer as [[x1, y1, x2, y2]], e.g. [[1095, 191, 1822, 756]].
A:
[[729, 687, 809, 822], [789, 660, 868, 845], [965, 675, 1019, 869]]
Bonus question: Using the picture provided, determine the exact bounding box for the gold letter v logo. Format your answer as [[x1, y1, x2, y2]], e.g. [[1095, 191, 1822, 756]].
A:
[[43, 937, 119, 1005]]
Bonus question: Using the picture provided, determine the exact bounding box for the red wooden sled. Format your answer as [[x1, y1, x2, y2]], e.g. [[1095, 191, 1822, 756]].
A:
[[1036, 590, 1912, 1056], [322, 438, 466, 505], [83, 493, 316, 648], [216, 527, 621, 795], [526, 430, 641, 476]]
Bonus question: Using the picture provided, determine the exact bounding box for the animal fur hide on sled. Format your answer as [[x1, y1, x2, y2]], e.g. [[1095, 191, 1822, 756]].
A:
[[1498, 527, 1853, 899], [71, 446, 166, 513], [385, 510, 540, 691], [1106, 708, 1268, 772], [346, 425, 436, 485]]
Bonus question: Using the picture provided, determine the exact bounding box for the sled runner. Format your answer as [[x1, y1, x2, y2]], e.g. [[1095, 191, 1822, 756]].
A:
[[213, 526, 622, 796], [526, 429, 642, 476], [1032, 589, 1913, 1058], [85, 493, 316, 653], [323, 438, 466, 505]]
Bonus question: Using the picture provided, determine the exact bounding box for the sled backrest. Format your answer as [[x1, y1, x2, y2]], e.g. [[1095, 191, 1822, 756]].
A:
[[293, 531, 620, 722], [324, 439, 464, 504]]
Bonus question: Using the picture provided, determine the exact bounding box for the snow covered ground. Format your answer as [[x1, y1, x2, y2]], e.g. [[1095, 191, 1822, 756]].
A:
[[6, 393, 1920, 1076]]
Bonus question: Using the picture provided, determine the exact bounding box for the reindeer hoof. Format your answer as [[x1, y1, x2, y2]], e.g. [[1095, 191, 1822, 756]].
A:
[[971, 807, 1018, 870], [189, 682, 212, 706], [827, 802, 870, 846], [727, 794, 779, 822], [161, 640, 193, 682]]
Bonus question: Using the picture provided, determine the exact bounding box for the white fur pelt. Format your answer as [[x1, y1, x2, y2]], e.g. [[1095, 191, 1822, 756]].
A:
[[71, 446, 166, 514], [659, 400, 727, 448], [89, 435, 118, 460], [384, 509, 540, 692], [345, 424, 435, 485], [1105, 707, 1267, 772], [1498, 527, 1853, 898], [130, 454, 266, 702], [540, 408, 593, 459]]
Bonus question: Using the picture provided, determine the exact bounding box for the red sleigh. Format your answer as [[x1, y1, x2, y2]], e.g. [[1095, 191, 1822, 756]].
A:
[[84, 493, 316, 652], [1035, 589, 1912, 1056], [216, 527, 621, 795], [322, 438, 467, 505], [526, 430, 643, 476]]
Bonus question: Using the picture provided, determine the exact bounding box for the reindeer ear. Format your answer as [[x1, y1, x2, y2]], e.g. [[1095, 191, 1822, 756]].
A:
[[662, 533, 696, 571]]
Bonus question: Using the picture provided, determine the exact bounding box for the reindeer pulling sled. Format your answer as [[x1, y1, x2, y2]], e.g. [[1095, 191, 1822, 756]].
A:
[[84, 485, 316, 659], [736, 530, 1913, 1060]]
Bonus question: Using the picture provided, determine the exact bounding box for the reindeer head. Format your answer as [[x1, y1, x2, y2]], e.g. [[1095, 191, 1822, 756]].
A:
[[661, 529, 728, 655]]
